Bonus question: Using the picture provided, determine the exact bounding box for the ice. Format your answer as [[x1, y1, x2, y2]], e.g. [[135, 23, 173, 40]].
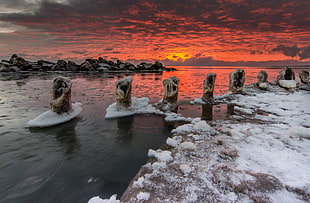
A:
[[28, 102, 82, 127], [278, 79, 296, 89], [288, 127, 310, 139], [179, 164, 192, 176], [193, 120, 212, 132], [87, 195, 120, 203], [166, 137, 180, 148], [179, 142, 196, 151], [105, 97, 193, 122], [92, 84, 310, 202], [147, 149, 173, 162], [105, 97, 161, 119], [136, 192, 150, 201], [132, 177, 144, 188]]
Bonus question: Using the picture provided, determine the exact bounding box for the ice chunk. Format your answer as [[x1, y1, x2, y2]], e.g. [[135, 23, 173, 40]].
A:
[[171, 124, 194, 134], [148, 149, 173, 162], [166, 137, 180, 148], [278, 79, 296, 89], [288, 127, 310, 139], [193, 121, 212, 132], [133, 177, 145, 188], [179, 142, 196, 151], [105, 97, 161, 119], [87, 195, 120, 203], [136, 191, 150, 201], [180, 164, 192, 176]]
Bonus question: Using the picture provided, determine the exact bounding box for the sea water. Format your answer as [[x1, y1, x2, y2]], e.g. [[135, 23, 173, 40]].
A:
[[0, 66, 308, 202]]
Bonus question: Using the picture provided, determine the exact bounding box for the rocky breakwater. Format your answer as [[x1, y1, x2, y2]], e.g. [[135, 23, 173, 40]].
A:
[[0, 54, 176, 73]]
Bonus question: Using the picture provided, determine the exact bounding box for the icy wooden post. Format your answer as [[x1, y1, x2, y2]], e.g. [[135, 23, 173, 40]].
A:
[[50, 76, 72, 114], [202, 73, 216, 102], [229, 69, 245, 94], [277, 67, 297, 89], [116, 77, 133, 110], [257, 70, 268, 90], [159, 76, 180, 112], [299, 70, 309, 83]]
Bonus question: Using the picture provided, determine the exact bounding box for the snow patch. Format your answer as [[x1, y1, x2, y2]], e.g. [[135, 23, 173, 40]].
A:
[[179, 164, 192, 176], [87, 195, 120, 203], [179, 142, 196, 151], [147, 149, 173, 162], [136, 192, 150, 201]]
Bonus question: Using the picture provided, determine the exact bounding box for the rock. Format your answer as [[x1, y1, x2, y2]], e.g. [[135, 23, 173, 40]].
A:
[[124, 62, 136, 70], [66, 61, 79, 71], [151, 61, 164, 70], [80, 61, 94, 71], [138, 62, 152, 70], [9, 66, 21, 72], [98, 57, 109, 64], [57, 60, 67, 69], [299, 70, 310, 83], [37, 60, 55, 71], [0, 62, 9, 72], [9, 54, 31, 70], [158, 76, 180, 112], [50, 76, 72, 114], [202, 73, 216, 102], [229, 69, 245, 94], [98, 63, 111, 69], [97, 67, 109, 72], [116, 77, 133, 110], [257, 70, 268, 90]]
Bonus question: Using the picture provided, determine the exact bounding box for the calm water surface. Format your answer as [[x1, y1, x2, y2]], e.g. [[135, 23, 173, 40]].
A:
[[0, 66, 308, 202]]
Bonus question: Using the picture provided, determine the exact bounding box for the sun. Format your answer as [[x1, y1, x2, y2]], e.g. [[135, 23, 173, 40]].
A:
[[165, 49, 193, 61]]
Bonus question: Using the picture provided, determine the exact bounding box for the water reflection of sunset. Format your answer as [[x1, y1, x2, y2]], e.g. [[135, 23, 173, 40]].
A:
[[70, 66, 310, 107]]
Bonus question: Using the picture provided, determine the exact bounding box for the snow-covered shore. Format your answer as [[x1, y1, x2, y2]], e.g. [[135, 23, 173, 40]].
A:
[[90, 83, 310, 203]]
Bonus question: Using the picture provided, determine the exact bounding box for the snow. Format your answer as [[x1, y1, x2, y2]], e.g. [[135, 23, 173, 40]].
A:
[[136, 192, 150, 201], [278, 79, 296, 89], [165, 137, 181, 148], [87, 195, 120, 203], [179, 164, 192, 176], [147, 149, 173, 162], [27, 102, 82, 127], [105, 97, 161, 119], [92, 83, 310, 203]]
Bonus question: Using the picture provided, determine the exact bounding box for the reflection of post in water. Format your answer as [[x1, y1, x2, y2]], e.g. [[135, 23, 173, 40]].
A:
[[201, 103, 235, 121], [117, 116, 134, 143], [227, 103, 235, 117], [30, 118, 80, 155], [201, 104, 213, 121]]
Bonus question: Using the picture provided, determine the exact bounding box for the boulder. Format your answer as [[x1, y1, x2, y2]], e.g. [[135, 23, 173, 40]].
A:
[[37, 60, 55, 71], [9, 66, 21, 72], [9, 54, 31, 70], [80, 61, 94, 71], [98, 57, 109, 64], [66, 61, 79, 71], [0, 62, 9, 72]]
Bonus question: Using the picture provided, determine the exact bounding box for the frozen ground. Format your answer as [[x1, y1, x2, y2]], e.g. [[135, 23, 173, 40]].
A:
[[90, 83, 310, 203]]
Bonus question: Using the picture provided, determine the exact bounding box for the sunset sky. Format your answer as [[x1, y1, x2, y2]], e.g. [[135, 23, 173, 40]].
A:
[[0, 0, 309, 65]]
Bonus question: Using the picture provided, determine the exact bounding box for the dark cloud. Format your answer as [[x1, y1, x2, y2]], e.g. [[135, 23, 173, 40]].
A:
[[0, 0, 309, 63], [272, 44, 310, 60]]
